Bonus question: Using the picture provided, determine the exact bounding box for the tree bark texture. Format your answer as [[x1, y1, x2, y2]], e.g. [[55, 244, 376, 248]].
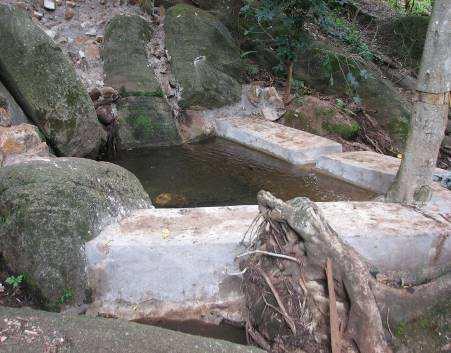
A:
[[386, 0, 451, 205]]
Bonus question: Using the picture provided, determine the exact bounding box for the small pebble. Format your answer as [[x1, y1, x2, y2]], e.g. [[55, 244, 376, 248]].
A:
[[33, 11, 44, 20], [65, 8, 75, 20]]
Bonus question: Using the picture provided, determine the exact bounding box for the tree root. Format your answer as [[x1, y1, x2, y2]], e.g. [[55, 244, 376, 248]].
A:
[[241, 191, 450, 353]]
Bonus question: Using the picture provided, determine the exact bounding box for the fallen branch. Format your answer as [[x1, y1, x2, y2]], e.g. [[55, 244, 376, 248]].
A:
[[326, 258, 341, 353]]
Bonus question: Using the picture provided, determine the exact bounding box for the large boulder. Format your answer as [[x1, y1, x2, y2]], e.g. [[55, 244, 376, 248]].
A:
[[0, 306, 263, 353], [103, 15, 181, 149], [165, 4, 242, 109], [0, 4, 106, 157], [157, 0, 242, 33], [0, 157, 151, 305], [293, 42, 411, 150]]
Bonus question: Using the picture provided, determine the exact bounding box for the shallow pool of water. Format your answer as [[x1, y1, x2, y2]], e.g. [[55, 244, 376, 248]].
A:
[[113, 137, 374, 207], [134, 318, 247, 345]]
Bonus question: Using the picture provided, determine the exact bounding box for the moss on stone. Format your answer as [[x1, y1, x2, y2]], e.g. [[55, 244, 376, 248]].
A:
[[388, 117, 410, 142], [323, 121, 360, 139], [293, 40, 411, 149], [0, 158, 151, 305], [103, 14, 181, 149]]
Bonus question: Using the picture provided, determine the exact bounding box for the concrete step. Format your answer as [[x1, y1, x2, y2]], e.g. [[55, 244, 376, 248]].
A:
[[214, 116, 342, 165], [86, 203, 450, 323], [316, 151, 450, 215]]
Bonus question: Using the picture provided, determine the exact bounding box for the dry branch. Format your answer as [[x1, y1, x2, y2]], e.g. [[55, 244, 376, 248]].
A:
[[326, 259, 341, 353]]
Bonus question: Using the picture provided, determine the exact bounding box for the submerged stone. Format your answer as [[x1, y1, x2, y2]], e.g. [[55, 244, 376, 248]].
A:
[[0, 4, 106, 157], [0, 157, 151, 304]]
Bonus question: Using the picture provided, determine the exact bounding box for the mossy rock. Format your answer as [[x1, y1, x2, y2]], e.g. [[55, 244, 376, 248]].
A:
[[0, 157, 151, 305], [165, 4, 242, 109], [293, 42, 410, 149], [103, 15, 181, 149], [280, 96, 360, 140], [0, 4, 106, 157], [157, 0, 242, 33]]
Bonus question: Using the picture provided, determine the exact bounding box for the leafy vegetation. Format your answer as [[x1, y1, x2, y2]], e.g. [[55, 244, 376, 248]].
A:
[[240, 0, 324, 100], [58, 288, 74, 305], [387, 0, 432, 14], [240, 0, 375, 102], [5, 274, 24, 289]]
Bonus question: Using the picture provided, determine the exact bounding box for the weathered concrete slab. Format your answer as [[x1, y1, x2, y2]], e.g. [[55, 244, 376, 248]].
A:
[[86, 206, 257, 324], [320, 201, 451, 279], [0, 306, 262, 353], [214, 116, 342, 165], [316, 151, 451, 215], [86, 203, 450, 323]]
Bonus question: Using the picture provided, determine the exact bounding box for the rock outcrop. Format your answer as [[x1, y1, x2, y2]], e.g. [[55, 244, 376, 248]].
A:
[[293, 42, 411, 149], [157, 0, 242, 33], [0, 157, 151, 305], [0, 306, 263, 353], [165, 4, 242, 109], [0, 4, 106, 157], [103, 14, 181, 149]]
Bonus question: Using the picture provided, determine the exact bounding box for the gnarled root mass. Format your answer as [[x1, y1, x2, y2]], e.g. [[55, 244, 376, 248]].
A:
[[240, 191, 450, 353]]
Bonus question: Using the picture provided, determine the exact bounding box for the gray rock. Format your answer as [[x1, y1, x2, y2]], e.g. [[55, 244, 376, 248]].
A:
[[157, 0, 242, 33], [165, 4, 242, 109], [0, 157, 151, 305], [0, 306, 263, 353], [103, 15, 181, 149], [0, 4, 106, 157]]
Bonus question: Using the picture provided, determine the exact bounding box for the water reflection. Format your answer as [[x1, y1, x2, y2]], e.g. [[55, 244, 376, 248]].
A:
[[112, 138, 374, 207]]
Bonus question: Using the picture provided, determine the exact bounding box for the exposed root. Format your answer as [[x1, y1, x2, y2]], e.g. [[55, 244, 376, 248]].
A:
[[241, 191, 451, 353]]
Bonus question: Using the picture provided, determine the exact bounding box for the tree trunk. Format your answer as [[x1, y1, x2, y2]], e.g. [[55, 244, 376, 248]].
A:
[[386, 0, 450, 206], [284, 61, 294, 104]]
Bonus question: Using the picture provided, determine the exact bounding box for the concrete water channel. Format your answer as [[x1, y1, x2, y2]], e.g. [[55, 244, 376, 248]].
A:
[[87, 116, 451, 342]]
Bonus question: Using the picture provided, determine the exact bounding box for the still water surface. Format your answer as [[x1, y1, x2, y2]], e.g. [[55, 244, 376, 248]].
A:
[[113, 137, 374, 207]]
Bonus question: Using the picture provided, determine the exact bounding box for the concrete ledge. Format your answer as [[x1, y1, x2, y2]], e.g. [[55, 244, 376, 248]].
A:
[[86, 203, 450, 323], [214, 116, 342, 165], [320, 201, 451, 276], [316, 151, 450, 215], [86, 206, 258, 323]]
